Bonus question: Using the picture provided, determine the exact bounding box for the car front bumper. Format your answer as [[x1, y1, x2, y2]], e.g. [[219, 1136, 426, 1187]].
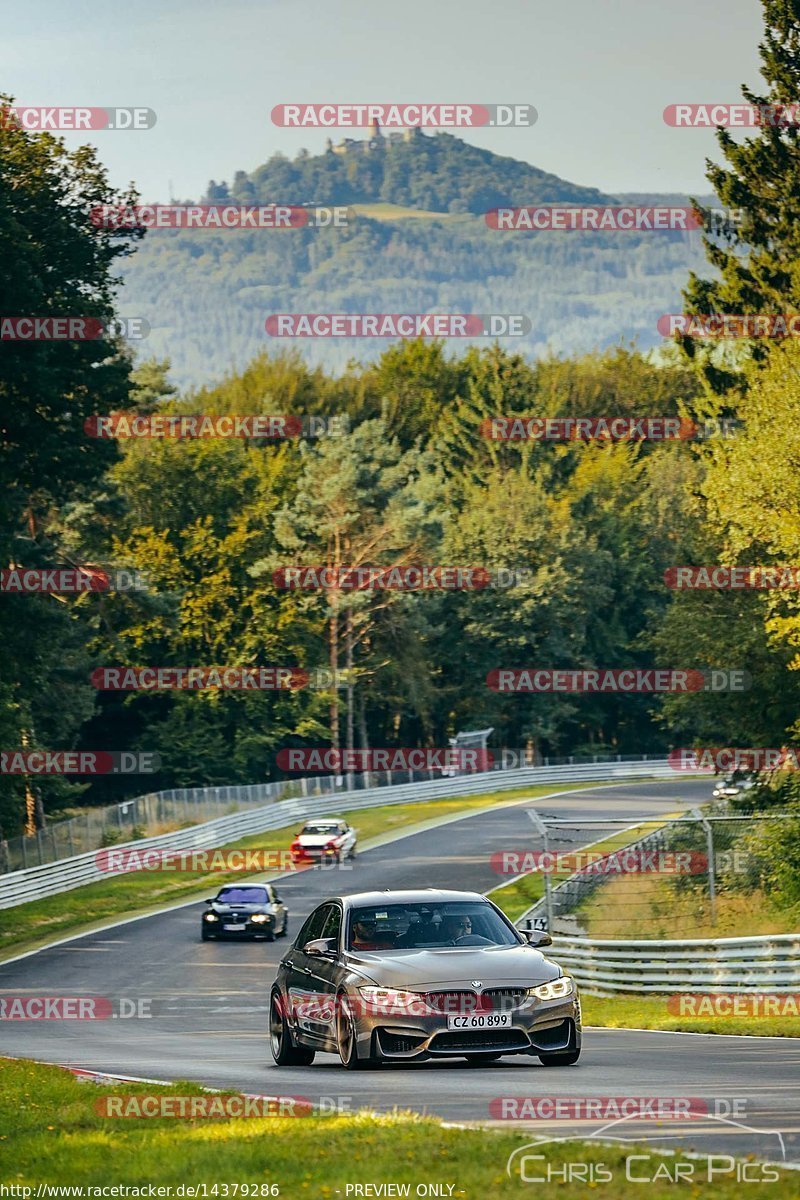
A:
[[203, 916, 275, 938], [354, 994, 581, 1060]]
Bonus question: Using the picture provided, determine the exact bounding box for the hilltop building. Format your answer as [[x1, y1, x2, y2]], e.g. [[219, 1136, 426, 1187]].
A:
[[326, 121, 423, 156]]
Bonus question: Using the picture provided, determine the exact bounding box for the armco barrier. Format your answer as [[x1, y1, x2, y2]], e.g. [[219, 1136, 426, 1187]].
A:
[[543, 933, 800, 995], [0, 759, 676, 909]]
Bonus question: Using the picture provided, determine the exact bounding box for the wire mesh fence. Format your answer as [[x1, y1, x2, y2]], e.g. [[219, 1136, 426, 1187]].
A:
[[515, 808, 800, 940]]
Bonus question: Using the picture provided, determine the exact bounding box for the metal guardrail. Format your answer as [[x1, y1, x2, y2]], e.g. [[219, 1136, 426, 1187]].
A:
[[0, 758, 676, 909], [544, 933, 800, 995], [1, 752, 672, 873]]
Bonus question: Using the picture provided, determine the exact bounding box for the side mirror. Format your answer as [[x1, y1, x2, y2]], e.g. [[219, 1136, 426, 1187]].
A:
[[205, 898, 214, 904], [273, 894, 282, 903], [527, 931, 552, 948], [304, 937, 337, 957]]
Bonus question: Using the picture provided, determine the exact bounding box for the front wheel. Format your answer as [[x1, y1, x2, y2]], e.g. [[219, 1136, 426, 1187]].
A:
[[336, 992, 378, 1070], [270, 991, 315, 1066]]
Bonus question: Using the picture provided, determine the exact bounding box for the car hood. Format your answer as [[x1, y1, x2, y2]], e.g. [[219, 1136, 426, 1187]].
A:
[[211, 901, 271, 912], [344, 943, 560, 989], [296, 834, 339, 847]]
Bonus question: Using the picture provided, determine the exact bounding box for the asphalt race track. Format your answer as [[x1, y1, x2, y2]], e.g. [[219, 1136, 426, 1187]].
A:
[[2, 779, 799, 1165]]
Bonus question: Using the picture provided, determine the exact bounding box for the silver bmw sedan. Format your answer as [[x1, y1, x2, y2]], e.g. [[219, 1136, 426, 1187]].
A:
[[269, 888, 581, 1070]]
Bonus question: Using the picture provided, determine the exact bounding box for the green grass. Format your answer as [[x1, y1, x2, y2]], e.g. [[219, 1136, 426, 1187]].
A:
[[1, 782, 601, 962], [352, 201, 456, 220], [577, 872, 800, 939], [582, 993, 800, 1037], [3, 1059, 796, 1196]]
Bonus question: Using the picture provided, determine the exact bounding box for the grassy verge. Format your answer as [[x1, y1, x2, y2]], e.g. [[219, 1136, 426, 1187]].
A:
[[3, 1059, 796, 1196], [0, 782, 601, 961], [581, 993, 800, 1037], [577, 873, 799, 939]]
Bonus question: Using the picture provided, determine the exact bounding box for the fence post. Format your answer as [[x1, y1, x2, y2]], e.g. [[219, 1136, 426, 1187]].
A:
[[700, 816, 717, 927], [526, 809, 554, 931]]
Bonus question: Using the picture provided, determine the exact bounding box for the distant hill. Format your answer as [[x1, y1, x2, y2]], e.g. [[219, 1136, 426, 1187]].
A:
[[118, 131, 714, 387], [205, 128, 612, 213]]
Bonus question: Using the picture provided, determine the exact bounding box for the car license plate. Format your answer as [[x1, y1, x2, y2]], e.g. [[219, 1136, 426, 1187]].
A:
[[447, 1013, 512, 1030], [223, 922, 246, 931]]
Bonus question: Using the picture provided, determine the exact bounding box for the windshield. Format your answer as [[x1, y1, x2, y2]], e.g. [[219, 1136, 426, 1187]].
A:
[[215, 887, 268, 904], [302, 823, 340, 835], [346, 902, 521, 951]]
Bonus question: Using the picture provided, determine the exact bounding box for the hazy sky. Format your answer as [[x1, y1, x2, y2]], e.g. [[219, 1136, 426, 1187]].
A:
[[2, 0, 764, 201]]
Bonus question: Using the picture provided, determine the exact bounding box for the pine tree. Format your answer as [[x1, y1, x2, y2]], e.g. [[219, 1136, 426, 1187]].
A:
[[683, 0, 800, 391]]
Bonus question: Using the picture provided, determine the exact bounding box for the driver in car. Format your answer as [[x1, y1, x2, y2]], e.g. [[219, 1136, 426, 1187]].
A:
[[351, 919, 394, 950], [442, 915, 473, 942]]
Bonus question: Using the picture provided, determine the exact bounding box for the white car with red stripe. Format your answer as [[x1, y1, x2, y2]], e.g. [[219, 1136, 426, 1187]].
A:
[[291, 819, 357, 864]]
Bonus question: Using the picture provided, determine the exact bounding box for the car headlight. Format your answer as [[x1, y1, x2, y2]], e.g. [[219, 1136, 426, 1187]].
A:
[[251, 913, 270, 924], [204, 913, 219, 922], [357, 986, 427, 1015], [528, 977, 574, 1001]]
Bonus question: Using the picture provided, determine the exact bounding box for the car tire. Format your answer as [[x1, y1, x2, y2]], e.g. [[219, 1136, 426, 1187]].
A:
[[270, 991, 315, 1066], [277, 919, 288, 938], [336, 991, 378, 1070]]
